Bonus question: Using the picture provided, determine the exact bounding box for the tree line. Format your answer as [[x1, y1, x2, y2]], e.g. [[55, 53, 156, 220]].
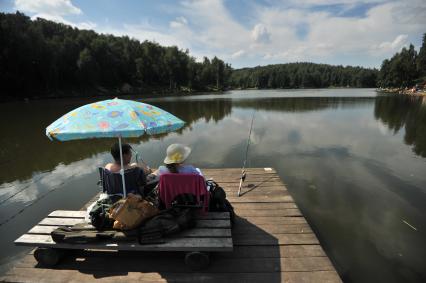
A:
[[230, 63, 378, 89], [7, 12, 424, 100], [0, 12, 231, 99], [378, 34, 426, 88]]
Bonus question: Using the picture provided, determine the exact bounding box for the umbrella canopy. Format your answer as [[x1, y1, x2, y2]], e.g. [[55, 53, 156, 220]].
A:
[[46, 98, 184, 141], [45, 98, 185, 196]]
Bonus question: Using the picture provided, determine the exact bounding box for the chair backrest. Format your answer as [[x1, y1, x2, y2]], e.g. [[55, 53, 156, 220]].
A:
[[98, 167, 146, 196], [158, 173, 209, 213]]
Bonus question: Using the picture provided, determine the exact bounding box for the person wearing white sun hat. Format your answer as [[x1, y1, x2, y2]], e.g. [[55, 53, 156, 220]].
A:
[[154, 143, 203, 176]]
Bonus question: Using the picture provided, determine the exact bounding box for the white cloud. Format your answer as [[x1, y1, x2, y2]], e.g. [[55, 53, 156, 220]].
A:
[[170, 16, 188, 28], [1, 154, 104, 205], [14, 0, 97, 30], [14, 0, 81, 16], [75, 21, 97, 30], [29, 12, 96, 30], [371, 34, 409, 54], [99, 23, 189, 48], [13, 0, 425, 68], [247, 0, 425, 66], [294, 0, 386, 5], [252, 24, 271, 44], [231, 50, 246, 58]]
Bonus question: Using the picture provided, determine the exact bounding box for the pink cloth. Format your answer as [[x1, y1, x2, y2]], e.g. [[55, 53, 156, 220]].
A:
[[158, 173, 209, 214]]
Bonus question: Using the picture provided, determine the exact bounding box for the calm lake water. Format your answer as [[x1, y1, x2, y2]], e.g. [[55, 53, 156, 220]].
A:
[[0, 89, 425, 282]]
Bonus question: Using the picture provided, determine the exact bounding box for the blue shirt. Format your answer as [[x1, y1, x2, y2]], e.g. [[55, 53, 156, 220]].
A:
[[158, 165, 203, 176]]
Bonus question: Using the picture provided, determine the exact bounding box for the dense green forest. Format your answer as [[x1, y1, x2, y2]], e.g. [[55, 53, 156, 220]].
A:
[[230, 63, 378, 89], [231, 34, 426, 90], [0, 12, 231, 99], [378, 34, 426, 88], [2, 11, 424, 100]]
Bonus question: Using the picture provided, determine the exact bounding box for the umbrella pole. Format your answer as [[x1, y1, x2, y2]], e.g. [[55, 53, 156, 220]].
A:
[[118, 136, 127, 197]]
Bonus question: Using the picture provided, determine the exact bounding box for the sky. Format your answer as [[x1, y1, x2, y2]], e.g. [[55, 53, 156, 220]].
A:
[[1, 0, 425, 69]]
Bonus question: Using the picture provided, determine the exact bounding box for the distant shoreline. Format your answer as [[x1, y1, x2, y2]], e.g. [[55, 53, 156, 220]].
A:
[[0, 86, 226, 103], [1, 86, 377, 103], [376, 87, 426, 97]]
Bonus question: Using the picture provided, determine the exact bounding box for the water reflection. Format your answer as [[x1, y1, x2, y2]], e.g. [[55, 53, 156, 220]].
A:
[[375, 95, 426, 157], [0, 99, 232, 184], [0, 96, 376, 184], [233, 96, 375, 112], [0, 90, 425, 282]]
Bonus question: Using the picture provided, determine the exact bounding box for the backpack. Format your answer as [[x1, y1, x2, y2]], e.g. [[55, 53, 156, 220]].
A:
[[206, 180, 235, 224], [137, 207, 196, 244], [89, 195, 122, 230]]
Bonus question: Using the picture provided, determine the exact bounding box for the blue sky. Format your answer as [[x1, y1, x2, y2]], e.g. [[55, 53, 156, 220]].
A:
[[1, 0, 425, 69]]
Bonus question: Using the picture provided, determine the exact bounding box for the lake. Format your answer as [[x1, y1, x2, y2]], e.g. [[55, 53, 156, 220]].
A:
[[0, 89, 425, 282]]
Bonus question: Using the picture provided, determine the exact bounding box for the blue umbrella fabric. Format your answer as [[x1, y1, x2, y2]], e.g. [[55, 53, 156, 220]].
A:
[[45, 98, 185, 197], [46, 98, 185, 141]]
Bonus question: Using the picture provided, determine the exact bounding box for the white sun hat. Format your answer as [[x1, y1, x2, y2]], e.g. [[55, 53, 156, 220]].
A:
[[164, 144, 192, 164]]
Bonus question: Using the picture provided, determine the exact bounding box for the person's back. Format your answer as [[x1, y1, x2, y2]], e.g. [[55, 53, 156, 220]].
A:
[[154, 143, 203, 177], [100, 167, 146, 195], [158, 173, 208, 212], [154, 144, 207, 210], [103, 143, 149, 196], [157, 164, 202, 175]]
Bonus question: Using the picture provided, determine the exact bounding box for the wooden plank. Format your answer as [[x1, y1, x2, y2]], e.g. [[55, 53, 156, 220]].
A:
[[227, 195, 295, 203], [15, 234, 233, 252], [195, 220, 230, 228], [39, 217, 84, 226], [232, 223, 313, 234], [31, 222, 311, 236], [38, 217, 230, 228], [203, 168, 277, 174], [228, 189, 290, 196], [224, 188, 289, 196], [5, 167, 342, 283], [28, 225, 91, 234], [27, 225, 231, 238], [211, 180, 284, 185], [223, 184, 288, 190], [233, 233, 319, 245], [10, 253, 333, 273], [223, 181, 286, 186], [212, 177, 282, 183], [217, 245, 326, 258], [39, 215, 307, 228], [232, 202, 298, 209], [1, 268, 341, 283], [48, 210, 230, 220], [235, 216, 307, 225], [48, 210, 86, 218], [234, 208, 302, 217], [206, 168, 278, 173], [17, 244, 327, 261]]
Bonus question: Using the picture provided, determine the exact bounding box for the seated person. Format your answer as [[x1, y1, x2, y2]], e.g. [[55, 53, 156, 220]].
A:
[[153, 144, 203, 176], [105, 143, 151, 174], [103, 143, 151, 196], [154, 144, 207, 210]]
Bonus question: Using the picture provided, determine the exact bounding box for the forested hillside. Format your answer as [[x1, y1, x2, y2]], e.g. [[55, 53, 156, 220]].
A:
[[7, 12, 423, 100], [0, 12, 230, 99], [230, 63, 378, 89], [378, 34, 426, 88]]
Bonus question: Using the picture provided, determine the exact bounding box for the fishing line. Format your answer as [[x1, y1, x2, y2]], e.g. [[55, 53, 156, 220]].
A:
[[0, 174, 76, 227], [0, 175, 45, 206], [131, 148, 151, 172], [238, 110, 256, 197]]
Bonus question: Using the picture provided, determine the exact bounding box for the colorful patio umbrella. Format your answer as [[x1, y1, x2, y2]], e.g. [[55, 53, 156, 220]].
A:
[[46, 98, 185, 196]]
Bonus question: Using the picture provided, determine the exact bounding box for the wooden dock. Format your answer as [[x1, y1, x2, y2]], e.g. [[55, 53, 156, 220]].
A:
[[1, 168, 342, 282]]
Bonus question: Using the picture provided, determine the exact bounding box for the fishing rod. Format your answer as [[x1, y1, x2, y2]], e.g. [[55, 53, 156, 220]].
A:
[[238, 111, 256, 197], [131, 148, 151, 173]]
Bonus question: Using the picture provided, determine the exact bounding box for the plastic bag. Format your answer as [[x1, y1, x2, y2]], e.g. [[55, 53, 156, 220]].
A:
[[110, 194, 159, 230]]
